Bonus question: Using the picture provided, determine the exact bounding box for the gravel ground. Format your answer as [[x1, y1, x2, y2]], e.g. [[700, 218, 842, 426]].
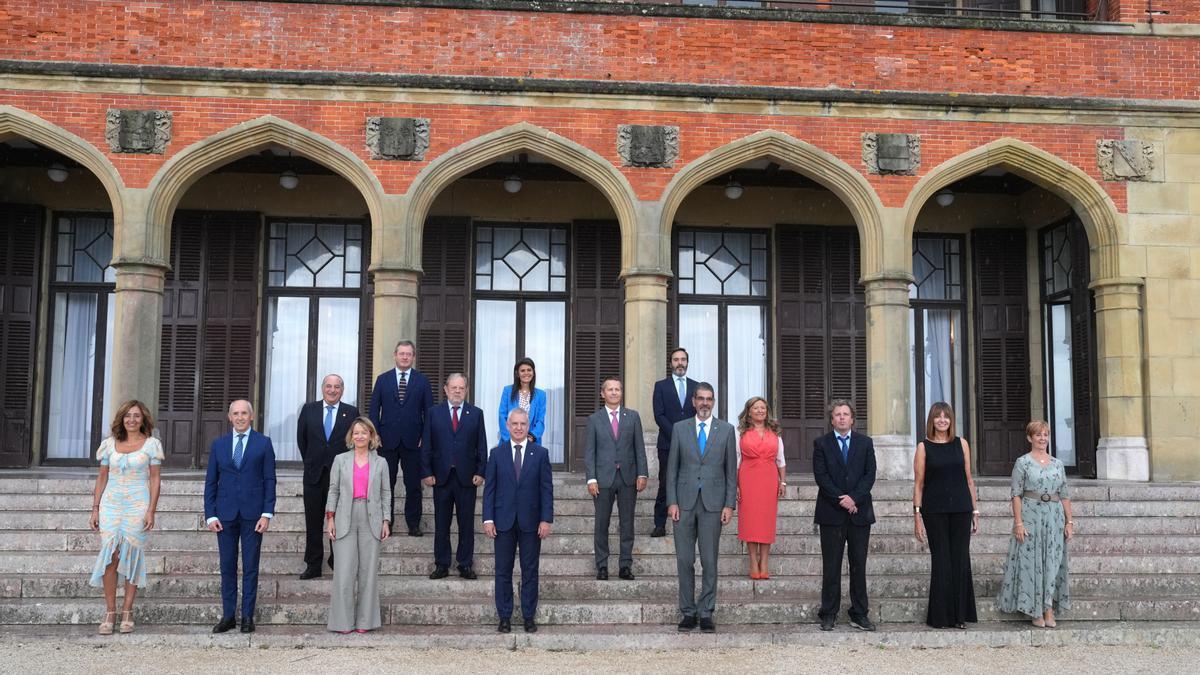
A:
[[1, 644, 1196, 674]]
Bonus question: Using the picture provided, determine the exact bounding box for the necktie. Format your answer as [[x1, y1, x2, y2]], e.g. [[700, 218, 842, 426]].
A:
[[323, 404, 334, 441], [233, 433, 245, 469], [451, 406, 460, 432], [610, 410, 619, 439], [397, 371, 408, 404], [513, 444, 523, 480], [676, 378, 686, 407], [698, 421, 707, 457], [839, 435, 849, 464]]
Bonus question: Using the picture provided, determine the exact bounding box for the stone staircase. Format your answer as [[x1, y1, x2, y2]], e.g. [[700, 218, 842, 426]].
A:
[[2, 471, 1200, 632]]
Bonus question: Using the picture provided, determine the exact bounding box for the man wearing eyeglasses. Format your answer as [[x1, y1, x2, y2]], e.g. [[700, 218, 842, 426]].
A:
[[369, 340, 434, 536]]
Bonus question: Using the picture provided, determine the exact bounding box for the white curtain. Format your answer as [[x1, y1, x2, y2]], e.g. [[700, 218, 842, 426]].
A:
[[924, 309, 954, 407], [678, 304, 719, 412], [525, 301, 566, 463], [474, 300, 516, 456], [315, 297, 360, 407], [1047, 304, 1076, 465], [264, 297, 310, 462], [725, 305, 767, 424], [47, 292, 101, 459]]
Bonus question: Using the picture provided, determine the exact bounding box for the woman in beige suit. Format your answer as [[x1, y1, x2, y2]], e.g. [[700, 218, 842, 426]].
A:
[[326, 417, 392, 633]]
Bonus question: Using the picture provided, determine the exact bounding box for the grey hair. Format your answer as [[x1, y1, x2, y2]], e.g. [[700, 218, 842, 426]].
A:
[[445, 372, 468, 386], [321, 374, 345, 387], [506, 407, 530, 423], [228, 399, 254, 416]]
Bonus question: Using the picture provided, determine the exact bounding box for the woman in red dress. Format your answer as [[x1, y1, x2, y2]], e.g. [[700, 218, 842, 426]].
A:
[[736, 397, 787, 580]]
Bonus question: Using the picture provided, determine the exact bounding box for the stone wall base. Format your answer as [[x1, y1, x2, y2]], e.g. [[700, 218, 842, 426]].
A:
[[1097, 436, 1151, 481]]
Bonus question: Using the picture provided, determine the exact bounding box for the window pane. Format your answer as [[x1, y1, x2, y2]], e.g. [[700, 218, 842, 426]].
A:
[[264, 296, 310, 462], [725, 305, 767, 422], [56, 215, 115, 283], [694, 264, 722, 295], [679, 304, 719, 406], [46, 292, 102, 459], [1046, 303, 1076, 466], [474, 300, 517, 454], [525, 301, 567, 463], [316, 298, 361, 407]]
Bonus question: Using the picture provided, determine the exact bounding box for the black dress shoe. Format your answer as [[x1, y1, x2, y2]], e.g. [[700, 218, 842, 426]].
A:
[[618, 567, 635, 580], [240, 619, 256, 633], [212, 617, 237, 633], [650, 526, 667, 538], [523, 618, 537, 633], [849, 616, 876, 632], [327, 554, 334, 570], [299, 567, 322, 580], [820, 616, 835, 631], [408, 527, 424, 537], [429, 566, 449, 580], [458, 566, 478, 580], [497, 618, 511, 633], [596, 567, 608, 580], [677, 615, 698, 632], [699, 617, 716, 633]]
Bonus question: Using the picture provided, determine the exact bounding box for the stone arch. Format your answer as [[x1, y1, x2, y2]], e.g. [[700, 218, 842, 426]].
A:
[[144, 115, 386, 263], [657, 130, 887, 276], [0, 105, 126, 224], [904, 137, 1123, 280], [404, 122, 640, 271]]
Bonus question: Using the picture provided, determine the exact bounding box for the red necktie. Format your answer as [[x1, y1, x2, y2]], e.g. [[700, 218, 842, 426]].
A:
[[451, 406, 460, 432]]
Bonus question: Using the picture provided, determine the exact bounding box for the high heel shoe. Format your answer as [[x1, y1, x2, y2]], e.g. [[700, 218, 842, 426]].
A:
[[98, 611, 116, 635], [120, 610, 135, 633]]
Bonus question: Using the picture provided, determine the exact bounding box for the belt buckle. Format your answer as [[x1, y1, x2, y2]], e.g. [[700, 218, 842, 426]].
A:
[[1040, 493, 1052, 502]]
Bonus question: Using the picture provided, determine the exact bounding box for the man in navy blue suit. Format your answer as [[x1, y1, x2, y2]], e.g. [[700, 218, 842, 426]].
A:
[[483, 408, 553, 634], [651, 347, 697, 537], [369, 339, 433, 537], [812, 398, 877, 633], [295, 374, 357, 579], [421, 372, 488, 581], [204, 399, 277, 634]]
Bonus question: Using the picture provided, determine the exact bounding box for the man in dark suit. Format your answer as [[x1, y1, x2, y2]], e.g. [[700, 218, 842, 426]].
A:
[[368, 339, 433, 536], [651, 347, 696, 538], [295, 374, 358, 579], [585, 376, 648, 580], [421, 372, 488, 580], [666, 383, 737, 634], [204, 399, 277, 634], [483, 407, 553, 634], [812, 398, 877, 632]]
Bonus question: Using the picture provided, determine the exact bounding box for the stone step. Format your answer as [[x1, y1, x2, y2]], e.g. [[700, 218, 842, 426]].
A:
[[2, 595, 1199, 625], [1, 551, 1196, 576], [6, 621, 1200, 649], [7, 529, 1200, 556], [12, 572, 1200, 602]]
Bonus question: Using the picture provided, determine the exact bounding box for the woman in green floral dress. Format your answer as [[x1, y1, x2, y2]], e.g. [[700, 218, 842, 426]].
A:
[[997, 420, 1075, 627]]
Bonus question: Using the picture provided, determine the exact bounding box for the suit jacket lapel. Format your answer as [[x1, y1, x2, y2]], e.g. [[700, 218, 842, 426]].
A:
[[828, 433, 846, 469]]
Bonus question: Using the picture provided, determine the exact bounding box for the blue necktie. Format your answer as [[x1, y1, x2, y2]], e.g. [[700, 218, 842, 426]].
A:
[[233, 433, 245, 469], [838, 435, 849, 464], [698, 421, 707, 457], [676, 378, 686, 407], [323, 404, 335, 441]]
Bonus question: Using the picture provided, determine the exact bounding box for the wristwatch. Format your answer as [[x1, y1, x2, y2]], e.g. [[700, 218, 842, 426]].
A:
[[913, 505, 921, 513]]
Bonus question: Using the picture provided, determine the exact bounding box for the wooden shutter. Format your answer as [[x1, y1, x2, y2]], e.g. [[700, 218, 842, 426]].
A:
[[418, 217, 470, 403], [158, 212, 205, 466], [571, 220, 623, 471], [0, 203, 42, 467], [1069, 219, 1098, 478], [776, 225, 867, 466], [972, 229, 1031, 476]]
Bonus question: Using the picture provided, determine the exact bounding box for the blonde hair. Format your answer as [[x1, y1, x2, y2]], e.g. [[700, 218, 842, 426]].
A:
[[1025, 419, 1050, 438], [736, 396, 781, 436], [344, 417, 382, 450]]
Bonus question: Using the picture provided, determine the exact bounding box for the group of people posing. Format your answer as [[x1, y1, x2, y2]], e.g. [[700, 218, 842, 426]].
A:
[[86, 343, 1073, 635]]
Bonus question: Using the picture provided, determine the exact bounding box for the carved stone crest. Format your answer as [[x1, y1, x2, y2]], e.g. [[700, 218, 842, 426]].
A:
[[1096, 139, 1156, 182], [105, 109, 171, 154], [862, 132, 920, 175], [617, 124, 679, 168], [366, 117, 430, 161]]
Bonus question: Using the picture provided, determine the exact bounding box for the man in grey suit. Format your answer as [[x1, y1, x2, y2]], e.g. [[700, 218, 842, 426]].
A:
[[666, 382, 736, 634], [584, 376, 648, 581]]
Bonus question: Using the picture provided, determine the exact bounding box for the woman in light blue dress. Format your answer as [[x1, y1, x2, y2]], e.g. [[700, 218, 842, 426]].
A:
[[996, 420, 1074, 627], [88, 400, 163, 635]]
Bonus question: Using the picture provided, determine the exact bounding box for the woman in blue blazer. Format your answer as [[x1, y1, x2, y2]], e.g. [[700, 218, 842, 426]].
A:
[[498, 358, 546, 444]]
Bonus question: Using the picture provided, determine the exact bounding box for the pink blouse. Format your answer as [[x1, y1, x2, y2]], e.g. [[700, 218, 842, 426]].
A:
[[353, 459, 369, 499]]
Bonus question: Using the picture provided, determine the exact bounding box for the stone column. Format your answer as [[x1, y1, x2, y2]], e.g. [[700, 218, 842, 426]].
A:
[[863, 273, 914, 479], [109, 259, 168, 412], [371, 266, 422, 377], [623, 271, 669, 476], [1091, 276, 1150, 481]]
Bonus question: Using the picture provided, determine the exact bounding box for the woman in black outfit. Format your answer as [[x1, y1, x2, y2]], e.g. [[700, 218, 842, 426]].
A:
[[912, 402, 979, 628]]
